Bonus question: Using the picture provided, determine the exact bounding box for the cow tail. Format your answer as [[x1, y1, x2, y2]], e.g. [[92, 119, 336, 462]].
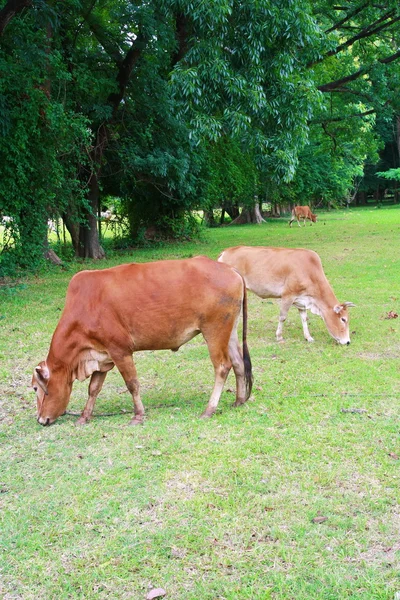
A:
[[242, 281, 253, 400]]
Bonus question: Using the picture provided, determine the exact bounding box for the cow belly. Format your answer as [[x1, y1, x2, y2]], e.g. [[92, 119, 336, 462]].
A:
[[245, 277, 284, 299], [132, 325, 201, 352]]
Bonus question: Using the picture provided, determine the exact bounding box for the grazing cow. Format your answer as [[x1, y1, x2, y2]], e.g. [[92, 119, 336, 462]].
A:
[[218, 246, 355, 344], [289, 206, 317, 227], [32, 257, 253, 426]]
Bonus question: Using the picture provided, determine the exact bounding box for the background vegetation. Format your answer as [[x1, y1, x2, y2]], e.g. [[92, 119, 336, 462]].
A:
[[1, 206, 399, 599], [1, 0, 400, 276]]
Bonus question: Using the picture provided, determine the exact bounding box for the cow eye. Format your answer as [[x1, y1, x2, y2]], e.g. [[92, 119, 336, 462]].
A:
[[33, 386, 38, 392], [340, 317, 347, 323]]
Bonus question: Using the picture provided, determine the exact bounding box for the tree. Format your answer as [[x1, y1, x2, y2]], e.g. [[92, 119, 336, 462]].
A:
[[1, 0, 323, 266]]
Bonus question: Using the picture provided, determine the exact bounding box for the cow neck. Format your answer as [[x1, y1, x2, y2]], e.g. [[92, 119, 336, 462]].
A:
[[47, 321, 81, 378], [312, 277, 339, 316]]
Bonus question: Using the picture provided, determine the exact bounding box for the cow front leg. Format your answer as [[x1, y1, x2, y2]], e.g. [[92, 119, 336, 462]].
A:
[[298, 308, 314, 342], [76, 371, 108, 425], [276, 298, 293, 342], [112, 354, 144, 425]]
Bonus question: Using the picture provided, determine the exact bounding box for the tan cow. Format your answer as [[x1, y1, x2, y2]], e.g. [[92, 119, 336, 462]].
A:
[[289, 205, 317, 227], [218, 246, 355, 344], [32, 257, 252, 426]]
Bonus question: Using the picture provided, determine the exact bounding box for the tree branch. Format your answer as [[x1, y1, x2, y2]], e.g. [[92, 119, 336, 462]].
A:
[[308, 11, 400, 68], [108, 32, 147, 114], [0, 0, 31, 36], [84, 12, 123, 65], [324, 3, 369, 34], [311, 108, 376, 124], [318, 48, 400, 92]]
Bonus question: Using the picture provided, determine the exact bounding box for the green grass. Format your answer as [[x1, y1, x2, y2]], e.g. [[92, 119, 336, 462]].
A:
[[1, 206, 400, 599]]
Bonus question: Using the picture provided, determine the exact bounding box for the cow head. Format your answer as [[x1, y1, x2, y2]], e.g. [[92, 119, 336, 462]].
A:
[[324, 302, 355, 345], [311, 213, 317, 223], [32, 361, 72, 425]]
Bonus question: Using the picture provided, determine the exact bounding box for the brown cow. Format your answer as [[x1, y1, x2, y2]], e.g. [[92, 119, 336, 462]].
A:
[[289, 205, 317, 227], [32, 257, 252, 426], [218, 246, 355, 344]]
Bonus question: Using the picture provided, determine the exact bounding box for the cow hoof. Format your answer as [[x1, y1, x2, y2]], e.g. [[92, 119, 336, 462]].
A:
[[129, 417, 144, 426], [306, 337, 315, 342], [75, 417, 89, 426], [233, 399, 246, 407], [200, 411, 214, 419]]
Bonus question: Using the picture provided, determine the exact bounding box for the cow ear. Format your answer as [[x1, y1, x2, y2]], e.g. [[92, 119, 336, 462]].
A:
[[333, 305, 342, 314], [343, 302, 356, 308], [35, 364, 50, 380], [34, 364, 49, 395]]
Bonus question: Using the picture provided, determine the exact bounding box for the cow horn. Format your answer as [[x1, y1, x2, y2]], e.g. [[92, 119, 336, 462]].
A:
[[343, 302, 356, 308]]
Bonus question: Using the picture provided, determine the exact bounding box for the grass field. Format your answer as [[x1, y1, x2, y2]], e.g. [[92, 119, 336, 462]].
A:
[[1, 206, 399, 599]]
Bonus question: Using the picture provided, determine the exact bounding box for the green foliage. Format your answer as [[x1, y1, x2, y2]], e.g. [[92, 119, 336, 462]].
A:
[[1, 0, 400, 273], [376, 168, 400, 181], [202, 138, 258, 212], [0, 5, 91, 275]]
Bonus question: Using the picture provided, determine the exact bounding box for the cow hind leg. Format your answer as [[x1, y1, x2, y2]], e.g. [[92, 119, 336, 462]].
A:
[[112, 354, 144, 425], [201, 336, 232, 418], [298, 308, 314, 342], [77, 370, 108, 425]]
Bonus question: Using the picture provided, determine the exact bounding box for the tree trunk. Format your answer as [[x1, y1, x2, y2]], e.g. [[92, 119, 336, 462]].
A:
[[42, 219, 62, 265], [78, 173, 105, 259], [229, 203, 266, 225], [223, 203, 240, 220], [62, 210, 80, 255], [270, 203, 281, 217], [75, 30, 147, 259], [203, 209, 216, 227]]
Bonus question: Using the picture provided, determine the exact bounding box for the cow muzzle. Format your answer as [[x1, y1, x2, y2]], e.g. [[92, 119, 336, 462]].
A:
[[37, 415, 52, 426]]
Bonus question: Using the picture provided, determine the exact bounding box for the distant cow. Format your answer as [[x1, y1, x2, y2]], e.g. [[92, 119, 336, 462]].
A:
[[218, 246, 355, 344], [32, 257, 253, 426], [289, 206, 317, 227]]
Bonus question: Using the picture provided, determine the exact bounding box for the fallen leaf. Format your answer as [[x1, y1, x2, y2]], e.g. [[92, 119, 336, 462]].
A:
[[312, 516, 328, 524], [146, 588, 166, 600], [388, 452, 399, 460], [384, 310, 398, 319]]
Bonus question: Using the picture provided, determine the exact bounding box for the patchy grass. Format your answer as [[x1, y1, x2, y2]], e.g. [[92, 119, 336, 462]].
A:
[[1, 205, 400, 600]]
